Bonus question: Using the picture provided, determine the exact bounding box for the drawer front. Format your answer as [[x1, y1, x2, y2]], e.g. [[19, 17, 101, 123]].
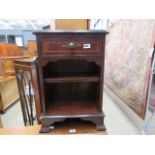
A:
[[41, 39, 100, 55]]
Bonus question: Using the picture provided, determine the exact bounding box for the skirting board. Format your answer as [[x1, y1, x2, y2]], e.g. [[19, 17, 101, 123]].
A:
[[104, 85, 145, 133]]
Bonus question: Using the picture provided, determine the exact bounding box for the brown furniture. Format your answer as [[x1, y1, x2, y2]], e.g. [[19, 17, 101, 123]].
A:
[[0, 42, 28, 76], [55, 19, 90, 30], [27, 40, 37, 56], [27, 40, 37, 52], [0, 117, 2, 128], [33, 30, 108, 133], [21, 40, 37, 57], [0, 56, 29, 76], [14, 58, 41, 125], [0, 59, 5, 76], [0, 43, 27, 113], [0, 43, 22, 56], [0, 76, 19, 113]]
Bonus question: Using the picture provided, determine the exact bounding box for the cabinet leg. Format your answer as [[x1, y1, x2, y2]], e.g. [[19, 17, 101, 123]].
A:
[[40, 117, 65, 133], [40, 126, 53, 133], [96, 123, 106, 131], [82, 116, 105, 131]]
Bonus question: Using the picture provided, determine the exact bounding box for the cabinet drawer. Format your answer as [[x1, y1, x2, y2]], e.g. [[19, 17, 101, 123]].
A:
[[41, 39, 100, 55]]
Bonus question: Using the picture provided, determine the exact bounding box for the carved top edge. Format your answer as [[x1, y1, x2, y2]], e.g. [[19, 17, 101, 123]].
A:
[[14, 57, 37, 63], [33, 30, 109, 35]]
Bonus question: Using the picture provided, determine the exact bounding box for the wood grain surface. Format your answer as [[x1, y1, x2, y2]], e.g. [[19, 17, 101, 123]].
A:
[[0, 119, 107, 135]]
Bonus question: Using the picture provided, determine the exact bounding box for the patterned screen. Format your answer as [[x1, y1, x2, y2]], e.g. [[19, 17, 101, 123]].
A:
[[105, 20, 155, 118]]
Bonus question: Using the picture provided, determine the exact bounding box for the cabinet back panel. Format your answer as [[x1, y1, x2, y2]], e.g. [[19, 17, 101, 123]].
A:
[[45, 82, 99, 103], [43, 60, 100, 77]]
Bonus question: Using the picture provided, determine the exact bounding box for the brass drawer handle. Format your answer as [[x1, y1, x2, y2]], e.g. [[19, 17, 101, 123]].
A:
[[62, 42, 81, 48]]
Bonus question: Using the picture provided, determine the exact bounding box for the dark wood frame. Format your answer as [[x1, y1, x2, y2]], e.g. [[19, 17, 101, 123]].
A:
[[14, 58, 41, 124]]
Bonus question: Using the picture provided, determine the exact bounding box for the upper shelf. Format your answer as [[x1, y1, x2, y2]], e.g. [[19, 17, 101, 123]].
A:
[[44, 75, 100, 83]]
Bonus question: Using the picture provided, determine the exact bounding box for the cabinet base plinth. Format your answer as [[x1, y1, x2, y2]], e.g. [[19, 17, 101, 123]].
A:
[[40, 113, 105, 133]]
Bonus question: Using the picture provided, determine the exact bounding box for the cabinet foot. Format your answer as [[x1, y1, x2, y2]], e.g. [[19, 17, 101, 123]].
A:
[[96, 124, 106, 131], [81, 115, 105, 131], [40, 117, 65, 133], [39, 126, 54, 133]]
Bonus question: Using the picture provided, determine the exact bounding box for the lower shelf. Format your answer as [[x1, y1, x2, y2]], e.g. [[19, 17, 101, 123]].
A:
[[46, 100, 99, 115]]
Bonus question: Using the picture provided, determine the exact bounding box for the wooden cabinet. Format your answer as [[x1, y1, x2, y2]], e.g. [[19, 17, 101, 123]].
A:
[[55, 19, 89, 30], [27, 40, 37, 56], [0, 42, 28, 76], [0, 43, 27, 113], [0, 117, 2, 128], [0, 76, 19, 113], [14, 58, 41, 125], [0, 56, 29, 76], [33, 30, 108, 133], [0, 43, 22, 56]]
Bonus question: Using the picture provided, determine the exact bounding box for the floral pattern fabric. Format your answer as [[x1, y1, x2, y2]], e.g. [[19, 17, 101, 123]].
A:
[[105, 20, 155, 117]]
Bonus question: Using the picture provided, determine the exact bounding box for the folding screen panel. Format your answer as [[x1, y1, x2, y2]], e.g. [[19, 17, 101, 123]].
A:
[[105, 20, 155, 118]]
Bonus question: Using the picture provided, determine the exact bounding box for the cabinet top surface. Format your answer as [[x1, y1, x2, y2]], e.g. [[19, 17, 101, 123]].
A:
[[33, 30, 108, 35]]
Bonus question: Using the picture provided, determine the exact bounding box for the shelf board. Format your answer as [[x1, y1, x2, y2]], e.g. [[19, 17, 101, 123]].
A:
[[44, 76, 100, 83], [46, 100, 99, 115]]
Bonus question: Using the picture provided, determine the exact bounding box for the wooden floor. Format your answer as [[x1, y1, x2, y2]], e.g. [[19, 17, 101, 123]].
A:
[[0, 119, 107, 135]]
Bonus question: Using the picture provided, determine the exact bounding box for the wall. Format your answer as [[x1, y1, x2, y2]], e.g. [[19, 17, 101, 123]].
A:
[[0, 30, 36, 47]]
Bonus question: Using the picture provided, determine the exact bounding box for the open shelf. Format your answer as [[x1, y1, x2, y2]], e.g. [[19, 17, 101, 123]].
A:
[[44, 76, 100, 83], [43, 59, 100, 79], [43, 60, 100, 115], [46, 100, 99, 115], [44, 82, 100, 115]]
